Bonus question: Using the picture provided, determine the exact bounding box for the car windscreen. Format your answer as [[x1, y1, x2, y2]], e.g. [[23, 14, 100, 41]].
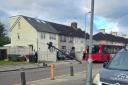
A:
[[108, 50, 128, 71], [92, 46, 99, 53]]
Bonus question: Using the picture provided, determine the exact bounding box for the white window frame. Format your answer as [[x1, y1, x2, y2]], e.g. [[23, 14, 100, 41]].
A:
[[41, 32, 45, 39]]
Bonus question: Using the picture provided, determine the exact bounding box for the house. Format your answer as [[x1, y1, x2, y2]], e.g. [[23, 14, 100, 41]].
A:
[[93, 29, 128, 46], [10, 15, 89, 62], [47, 21, 89, 52]]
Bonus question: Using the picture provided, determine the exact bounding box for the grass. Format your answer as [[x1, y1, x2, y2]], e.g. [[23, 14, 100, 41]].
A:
[[0, 60, 28, 65]]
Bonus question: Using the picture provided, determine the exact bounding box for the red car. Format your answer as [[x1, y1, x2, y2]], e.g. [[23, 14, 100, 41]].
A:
[[84, 44, 123, 62]]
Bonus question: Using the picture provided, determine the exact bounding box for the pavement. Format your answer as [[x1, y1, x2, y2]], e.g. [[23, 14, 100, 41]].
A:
[[15, 71, 87, 85], [0, 60, 80, 72], [14, 68, 100, 85], [0, 60, 101, 85]]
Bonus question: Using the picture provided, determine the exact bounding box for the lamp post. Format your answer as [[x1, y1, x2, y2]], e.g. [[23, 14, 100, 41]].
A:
[[84, 12, 90, 56], [84, 13, 87, 54], [86, 0, 95, 85]]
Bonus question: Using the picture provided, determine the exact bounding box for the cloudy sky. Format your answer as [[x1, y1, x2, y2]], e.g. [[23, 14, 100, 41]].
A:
[[0, 0, 128, 36]]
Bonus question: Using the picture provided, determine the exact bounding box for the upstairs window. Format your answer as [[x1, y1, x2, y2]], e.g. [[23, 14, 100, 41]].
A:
[[75, 38, 77, 43], [81, 39, 84, 43], [53, 34, 56, 40], [41, 32, 45, 39], [69, 37, 73, 43], [49, 34, 56, 40], [60, 36, 66, 42], [17, 33, 20, 39]]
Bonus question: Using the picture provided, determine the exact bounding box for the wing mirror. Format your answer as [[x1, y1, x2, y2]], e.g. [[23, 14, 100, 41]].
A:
[[103, 61, 109, 68]]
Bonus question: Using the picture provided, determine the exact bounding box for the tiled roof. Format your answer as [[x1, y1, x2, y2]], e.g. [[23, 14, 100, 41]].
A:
[[47, 21, 89, 38], [93, 32, 106, 40], [23, 16, 58, 34], [22, 15, 89, 38], [93, 32, 127, 43]]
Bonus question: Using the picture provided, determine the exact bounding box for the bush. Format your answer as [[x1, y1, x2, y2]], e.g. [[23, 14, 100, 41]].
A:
[[8, 54, 26, 62]]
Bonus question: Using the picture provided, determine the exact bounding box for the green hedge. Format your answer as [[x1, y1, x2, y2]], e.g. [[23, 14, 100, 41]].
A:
[[8, 54, 26, 62]]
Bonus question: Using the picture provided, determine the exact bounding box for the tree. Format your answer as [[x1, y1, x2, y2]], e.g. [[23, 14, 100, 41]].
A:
[[0, 22, 10, 46]]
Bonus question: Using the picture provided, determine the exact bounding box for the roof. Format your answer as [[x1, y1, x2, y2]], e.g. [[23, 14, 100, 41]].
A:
[[93, 32, 127, 43], [22, 15, 89, 38], [23, 16, 58, 34], [47, 21, 89, 38]]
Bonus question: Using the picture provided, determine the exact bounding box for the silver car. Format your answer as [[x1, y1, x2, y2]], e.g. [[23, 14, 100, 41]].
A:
[[93, 49, 128, 85]]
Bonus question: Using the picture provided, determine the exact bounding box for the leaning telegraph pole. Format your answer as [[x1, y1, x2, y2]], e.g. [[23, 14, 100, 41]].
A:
[[86, 0, 95, 85]]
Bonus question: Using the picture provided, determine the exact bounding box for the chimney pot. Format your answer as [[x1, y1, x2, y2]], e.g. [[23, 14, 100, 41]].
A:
[[100, 29, 105, 33], [112, 32, 117, 36], [71, 22, 77, 29]]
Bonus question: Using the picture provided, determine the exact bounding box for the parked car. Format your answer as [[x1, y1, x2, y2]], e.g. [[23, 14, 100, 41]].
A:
[[93, 48, 128, 85], [57, 51, 65, 60]]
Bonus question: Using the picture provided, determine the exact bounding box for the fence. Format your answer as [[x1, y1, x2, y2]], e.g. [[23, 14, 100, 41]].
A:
[[1, 46, 57, 62], [38, 50, 57, 62], [7, 47, 30, 55]]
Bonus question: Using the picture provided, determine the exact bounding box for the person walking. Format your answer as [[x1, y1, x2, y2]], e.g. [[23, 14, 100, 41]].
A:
[[69, 47, 76, 59], [34, 51, 38, 63]]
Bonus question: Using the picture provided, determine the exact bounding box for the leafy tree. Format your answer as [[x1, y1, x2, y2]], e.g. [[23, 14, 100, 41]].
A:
[[0, 22, 10, 46]]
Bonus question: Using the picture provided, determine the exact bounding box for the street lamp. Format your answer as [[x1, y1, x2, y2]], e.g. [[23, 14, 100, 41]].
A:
[[84, 12, 90, 54], [84, 13, 87, 53], [86, 0, 95, 85]]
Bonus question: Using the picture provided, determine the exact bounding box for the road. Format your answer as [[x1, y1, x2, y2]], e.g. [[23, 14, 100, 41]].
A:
[[0, 63, 103, 85]]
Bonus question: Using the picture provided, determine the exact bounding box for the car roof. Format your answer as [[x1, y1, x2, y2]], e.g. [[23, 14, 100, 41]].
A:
[[119, 48, 128, 52]]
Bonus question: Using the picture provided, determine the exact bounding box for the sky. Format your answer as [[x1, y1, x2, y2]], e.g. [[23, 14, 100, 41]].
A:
[[0, 0, 128, 36]]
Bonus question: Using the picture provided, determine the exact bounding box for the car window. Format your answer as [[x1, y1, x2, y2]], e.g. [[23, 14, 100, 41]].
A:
[[92, 46, 99, 53], [108, 50, 128, 70]]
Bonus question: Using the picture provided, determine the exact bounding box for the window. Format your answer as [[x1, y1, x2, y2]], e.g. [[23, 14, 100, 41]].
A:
[[103, 46, 108, 53], [92, 46, 99, 53], [17, 33, 20, 39], [69, 37, 73, 43], [75, 38, 77, 43], [108, 50, 128, 70], [41, 32, 45, 39], [49, 34, 56, 40], [81, 39, 84, 43], [29, 45, 33, 51], [53, 34, 56, 40], [60, 36, 66, 42], [61, 46, 66, 50], [49, 34, 52, 40]]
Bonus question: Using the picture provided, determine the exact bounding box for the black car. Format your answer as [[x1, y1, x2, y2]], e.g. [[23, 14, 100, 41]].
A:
[[93, 49, 128, 85]]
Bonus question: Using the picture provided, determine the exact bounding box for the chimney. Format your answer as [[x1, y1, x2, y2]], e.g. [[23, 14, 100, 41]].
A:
[[71, 22, 77, 29], [112, 32, 117, 36], [100, 29, 105, 33]]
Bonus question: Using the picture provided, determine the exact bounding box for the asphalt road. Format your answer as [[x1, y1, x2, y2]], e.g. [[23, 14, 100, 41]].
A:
[[0, 63, 103, 85]]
